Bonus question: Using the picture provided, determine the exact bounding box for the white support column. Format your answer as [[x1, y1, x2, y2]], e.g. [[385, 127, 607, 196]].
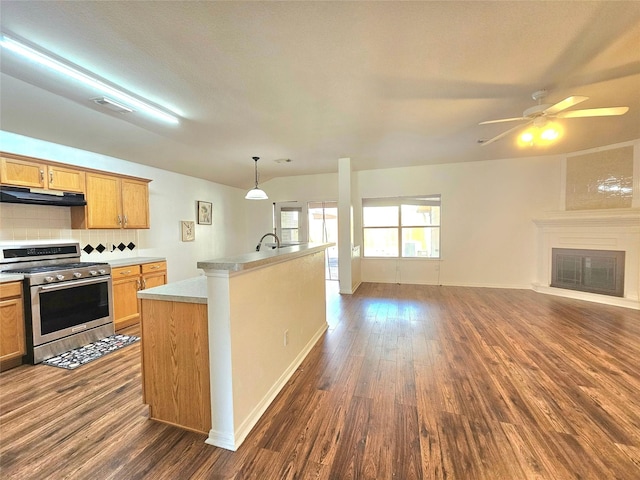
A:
[[204, 271, 237, 450], [338, 157, 353, 294]]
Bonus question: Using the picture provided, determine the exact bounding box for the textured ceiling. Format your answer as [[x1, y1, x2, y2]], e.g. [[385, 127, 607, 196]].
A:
[[1, 1, 639, 189]]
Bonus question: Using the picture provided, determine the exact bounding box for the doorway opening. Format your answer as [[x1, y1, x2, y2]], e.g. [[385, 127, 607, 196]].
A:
[[308, 201, 338, 281]]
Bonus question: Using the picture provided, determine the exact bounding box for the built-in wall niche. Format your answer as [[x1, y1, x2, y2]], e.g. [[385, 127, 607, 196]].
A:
[[566, 146, 633, 210]]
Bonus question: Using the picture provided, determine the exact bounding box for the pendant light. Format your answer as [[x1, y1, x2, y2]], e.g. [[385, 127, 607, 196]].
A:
[[245, 156, 268, 200]]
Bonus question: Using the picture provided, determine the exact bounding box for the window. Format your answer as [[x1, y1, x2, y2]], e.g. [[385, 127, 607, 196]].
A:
[[279, 208, 300, 243], [363, 195, 440, 258]]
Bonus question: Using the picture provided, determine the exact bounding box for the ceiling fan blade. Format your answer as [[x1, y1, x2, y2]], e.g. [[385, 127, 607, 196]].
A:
[[480, 122, 530, 147], [543, 96, 589, 115], [556, 106, 629, 118], [479, 117, 528, 125]]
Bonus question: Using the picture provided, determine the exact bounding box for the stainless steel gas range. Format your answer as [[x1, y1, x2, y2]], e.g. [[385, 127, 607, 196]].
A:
[[0, 241, 115, 364]]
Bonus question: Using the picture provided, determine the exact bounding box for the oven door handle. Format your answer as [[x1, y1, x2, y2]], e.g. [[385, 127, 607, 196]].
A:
[[38, 276, 109, 292]]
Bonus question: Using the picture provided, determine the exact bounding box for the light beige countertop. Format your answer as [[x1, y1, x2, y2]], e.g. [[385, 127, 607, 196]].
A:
[[137, 276, 207, 304], [197, 243, 333, 272], [108, 257, 166, 268], [0, 273, 24, 284]]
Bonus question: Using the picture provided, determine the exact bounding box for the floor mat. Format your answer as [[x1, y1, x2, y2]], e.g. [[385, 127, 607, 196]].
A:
[[42, 334, 140, 370]]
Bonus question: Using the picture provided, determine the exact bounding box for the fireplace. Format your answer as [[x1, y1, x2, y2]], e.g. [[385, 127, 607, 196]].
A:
[[551, 248, 625, 297], [533, 209, 640, 309]]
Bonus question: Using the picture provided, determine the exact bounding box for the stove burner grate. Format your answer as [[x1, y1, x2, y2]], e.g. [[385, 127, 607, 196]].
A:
[[9, 262, 109, 274]]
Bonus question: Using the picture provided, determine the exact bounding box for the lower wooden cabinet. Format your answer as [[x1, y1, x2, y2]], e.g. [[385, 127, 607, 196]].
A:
[[112, 261, 167, 331], [0, 281, 26, 371], [141, 298, 211, 434], [141, 262, 167, 290]]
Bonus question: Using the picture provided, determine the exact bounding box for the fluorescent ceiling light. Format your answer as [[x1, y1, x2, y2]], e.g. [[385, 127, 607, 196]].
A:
[[0, 34, 180, 125], [93, 96, 134, 113]]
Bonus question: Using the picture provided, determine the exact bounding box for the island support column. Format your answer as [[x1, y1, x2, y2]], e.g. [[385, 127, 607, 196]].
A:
[[201, 249, 328, 451], [204, 271, 236, 449]]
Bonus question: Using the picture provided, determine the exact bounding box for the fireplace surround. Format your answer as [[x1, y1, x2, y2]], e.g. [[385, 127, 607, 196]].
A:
[[533, 209, 640, 309]]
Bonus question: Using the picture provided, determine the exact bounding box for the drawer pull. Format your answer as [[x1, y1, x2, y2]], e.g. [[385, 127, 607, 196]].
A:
[[120, 270, 131, 275]]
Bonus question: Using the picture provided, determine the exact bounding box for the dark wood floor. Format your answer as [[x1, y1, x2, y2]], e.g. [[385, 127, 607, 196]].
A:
[[1, 283, 639, 479]]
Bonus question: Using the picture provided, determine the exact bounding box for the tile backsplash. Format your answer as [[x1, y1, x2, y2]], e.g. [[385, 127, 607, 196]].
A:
[[0, 203, 139, 260]]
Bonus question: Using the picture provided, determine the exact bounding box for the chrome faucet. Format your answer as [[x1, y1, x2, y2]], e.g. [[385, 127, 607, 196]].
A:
[[256, 233, 281, 251]]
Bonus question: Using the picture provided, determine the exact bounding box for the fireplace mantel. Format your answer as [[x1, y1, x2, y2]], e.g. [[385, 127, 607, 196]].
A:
[[532, 208, 640, 310], [533, 208, 640, 228]]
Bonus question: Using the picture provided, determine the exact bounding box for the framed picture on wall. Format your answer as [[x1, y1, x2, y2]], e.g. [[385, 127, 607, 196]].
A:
[[181, 221, 195, 242], [197, 201, 212, 225]]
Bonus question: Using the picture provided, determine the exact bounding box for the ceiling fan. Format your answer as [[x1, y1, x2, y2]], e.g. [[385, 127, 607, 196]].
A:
[[479, 90, 629, 146]]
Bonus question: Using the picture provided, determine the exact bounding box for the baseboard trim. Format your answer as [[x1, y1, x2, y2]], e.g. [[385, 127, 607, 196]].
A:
[[205, 429, 237, 451], [225, 321, 329, 450]]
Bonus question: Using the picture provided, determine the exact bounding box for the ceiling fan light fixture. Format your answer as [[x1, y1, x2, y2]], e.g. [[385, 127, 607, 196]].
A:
[[245, 157, 268, 200], [540, 127, 560, 141], [517, 122, 563, 148], [520, 131, 535, 143], [480, 90, 628, 147]]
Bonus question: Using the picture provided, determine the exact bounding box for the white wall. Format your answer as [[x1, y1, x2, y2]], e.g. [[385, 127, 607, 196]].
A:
[[358, 155, 563, 288], [247, 154, 563, 290], [0, 131, 248, 282]]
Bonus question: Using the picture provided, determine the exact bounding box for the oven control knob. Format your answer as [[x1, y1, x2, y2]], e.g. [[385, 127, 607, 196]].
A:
[[73, 272, 82, 278], [89, 270, 98, 276], [98, 269, 107, 275], [56, 274, 65, 281], [44, 276, 55, 283]]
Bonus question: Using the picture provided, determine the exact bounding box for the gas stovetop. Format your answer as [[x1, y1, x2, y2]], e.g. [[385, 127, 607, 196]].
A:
[[9, 262, 109, 274]]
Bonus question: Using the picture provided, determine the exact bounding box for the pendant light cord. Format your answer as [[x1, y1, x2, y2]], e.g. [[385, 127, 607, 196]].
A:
[[253, 156, 260, 188]]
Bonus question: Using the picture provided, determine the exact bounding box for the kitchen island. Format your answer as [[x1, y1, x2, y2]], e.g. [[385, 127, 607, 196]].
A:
[[137, 276, 211, 434], [138, 243, 332, 450]]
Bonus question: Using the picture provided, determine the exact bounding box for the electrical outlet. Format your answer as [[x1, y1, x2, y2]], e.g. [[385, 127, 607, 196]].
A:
[[284, 330, 289, 346]]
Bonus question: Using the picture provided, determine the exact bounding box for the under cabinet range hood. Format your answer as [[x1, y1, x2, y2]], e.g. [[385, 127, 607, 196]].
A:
[[0, 186, 87, 207]]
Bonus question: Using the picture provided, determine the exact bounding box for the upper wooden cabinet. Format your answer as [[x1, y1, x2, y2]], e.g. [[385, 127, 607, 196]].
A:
[[121, 178, 150, 229], [72, 173, 149, 229], [1, 152, 151, 230], [1, 156, 47, 189], [1, 156, 85, 193], [47, 165, 85, 193]]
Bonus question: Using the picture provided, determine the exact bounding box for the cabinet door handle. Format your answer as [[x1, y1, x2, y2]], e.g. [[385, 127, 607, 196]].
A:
[[141, 278, 147, 289], [49, 170, 54, 184], [40, 170, 44, 182], [136, 279, 141, 290], [117, 215, 122, 225], [124, 215, 128, 226]]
